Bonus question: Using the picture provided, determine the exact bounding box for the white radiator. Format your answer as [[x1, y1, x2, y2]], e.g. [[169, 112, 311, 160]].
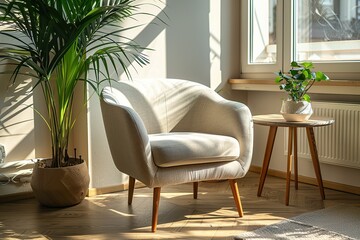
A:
[[285, 101, 360, 169]]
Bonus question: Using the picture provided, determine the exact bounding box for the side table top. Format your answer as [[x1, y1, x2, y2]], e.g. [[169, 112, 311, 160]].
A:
[[253, 114, 335, 127]]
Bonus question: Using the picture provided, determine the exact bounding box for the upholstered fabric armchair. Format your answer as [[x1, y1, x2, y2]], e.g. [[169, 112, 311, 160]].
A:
[[100, 78, 253, 232]]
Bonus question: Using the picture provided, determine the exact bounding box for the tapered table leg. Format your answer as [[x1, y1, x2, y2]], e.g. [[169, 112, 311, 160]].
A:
[[294, 127, 298, 190], [286, 127, 294, 206], [257, 126, 278, 197], [306, 127, 325, 200]]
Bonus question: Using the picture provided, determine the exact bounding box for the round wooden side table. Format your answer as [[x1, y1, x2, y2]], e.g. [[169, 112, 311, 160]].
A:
[[253, 114, 335, 206]]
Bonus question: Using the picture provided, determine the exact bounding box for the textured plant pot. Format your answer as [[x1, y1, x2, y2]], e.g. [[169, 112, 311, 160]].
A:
[[280, 100, 313, 122], [31, 159, 90, 207]]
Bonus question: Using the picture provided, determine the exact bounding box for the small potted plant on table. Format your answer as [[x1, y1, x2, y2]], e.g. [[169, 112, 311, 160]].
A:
[[275, 61, 329, 121]]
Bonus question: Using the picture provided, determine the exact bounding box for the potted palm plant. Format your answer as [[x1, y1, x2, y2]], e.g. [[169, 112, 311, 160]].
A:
[[275, 61, 329, 121], [0, 0, 152, 207]]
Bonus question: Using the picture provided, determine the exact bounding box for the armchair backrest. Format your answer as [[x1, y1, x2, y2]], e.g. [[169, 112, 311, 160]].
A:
[[102, 79, 207, 134]]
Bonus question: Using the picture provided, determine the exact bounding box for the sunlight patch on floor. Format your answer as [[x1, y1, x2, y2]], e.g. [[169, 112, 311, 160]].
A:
[[159, 192, 193, 199], [109, 208, 136, 217], [185, 208, 238, 219]]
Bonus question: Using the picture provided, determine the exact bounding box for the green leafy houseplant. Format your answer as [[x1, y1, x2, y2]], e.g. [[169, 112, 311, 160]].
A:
[[275, 61, 329, 102], [0, 0, 152, 168]]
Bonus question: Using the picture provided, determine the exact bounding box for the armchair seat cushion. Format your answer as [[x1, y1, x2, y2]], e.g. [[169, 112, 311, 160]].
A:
[[150, 132, 240, 167]]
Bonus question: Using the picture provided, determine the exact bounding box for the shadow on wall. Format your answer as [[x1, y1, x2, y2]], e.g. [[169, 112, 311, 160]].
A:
[[0, 63, 36, 161], [0, 0, 241, 162], [127, 1, 240, 88]]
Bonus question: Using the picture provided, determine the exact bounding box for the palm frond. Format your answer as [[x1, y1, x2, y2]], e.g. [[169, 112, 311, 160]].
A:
[[0, 0, 163, 167]]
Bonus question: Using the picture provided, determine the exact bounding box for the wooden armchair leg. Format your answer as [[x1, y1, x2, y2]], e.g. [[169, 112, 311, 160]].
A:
[[152, 187, 161, 232], [128, 176, 136, 205], [193, 182, 199, 199], [229, 179, 244, 217]]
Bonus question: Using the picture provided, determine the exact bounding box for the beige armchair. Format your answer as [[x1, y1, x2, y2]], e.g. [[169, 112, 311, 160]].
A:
[[100, 78, 253, 232]]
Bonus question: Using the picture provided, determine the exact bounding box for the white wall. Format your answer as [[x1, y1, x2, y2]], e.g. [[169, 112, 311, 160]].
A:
[[85, 0, 360, 191], [0, 58, 42, 196], [0, 76, 35, 161], [2, 0, 356, 195], [0, 0, 241, 194], [86, 0, 241, 189]]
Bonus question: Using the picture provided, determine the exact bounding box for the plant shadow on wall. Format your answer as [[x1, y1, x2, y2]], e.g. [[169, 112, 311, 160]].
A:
[[0, 0, 164, 207], [0, 70, 35, 160]]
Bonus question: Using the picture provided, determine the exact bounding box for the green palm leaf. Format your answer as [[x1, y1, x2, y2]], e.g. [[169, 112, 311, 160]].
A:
[[0, 0, 159, 167]]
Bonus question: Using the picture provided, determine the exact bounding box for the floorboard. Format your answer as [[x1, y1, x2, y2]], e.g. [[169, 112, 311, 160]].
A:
[[0, 172, 359, 239]]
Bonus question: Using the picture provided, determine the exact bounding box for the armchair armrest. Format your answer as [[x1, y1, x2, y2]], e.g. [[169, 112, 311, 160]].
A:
[[172, 92, 254, 173], [100, 99, 157, 186]]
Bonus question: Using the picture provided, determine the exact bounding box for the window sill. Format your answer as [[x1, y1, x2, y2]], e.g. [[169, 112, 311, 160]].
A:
[[228, 79, 360, 96]]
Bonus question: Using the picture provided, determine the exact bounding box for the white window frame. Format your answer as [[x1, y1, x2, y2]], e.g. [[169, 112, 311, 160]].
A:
[[241, 0, 360, 80]]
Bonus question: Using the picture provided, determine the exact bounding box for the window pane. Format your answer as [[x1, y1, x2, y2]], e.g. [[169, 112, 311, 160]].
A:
[[295, 0, 360, 62], [250, 0, 277, 64]]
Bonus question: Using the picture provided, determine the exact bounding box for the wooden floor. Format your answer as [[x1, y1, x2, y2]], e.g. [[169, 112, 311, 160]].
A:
[[1, 172, 359, 239]]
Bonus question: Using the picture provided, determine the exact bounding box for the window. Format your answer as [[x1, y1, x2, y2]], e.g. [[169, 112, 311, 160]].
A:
[[241, 0, 360, 79], [249, 0, 277, 64]]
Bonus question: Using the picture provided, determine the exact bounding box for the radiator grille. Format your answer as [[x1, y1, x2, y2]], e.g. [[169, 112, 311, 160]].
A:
[[285, 102, 360, 169]]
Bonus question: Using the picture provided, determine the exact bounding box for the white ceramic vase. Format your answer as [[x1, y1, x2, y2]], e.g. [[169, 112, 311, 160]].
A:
[[280, 100, 313, 122]]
